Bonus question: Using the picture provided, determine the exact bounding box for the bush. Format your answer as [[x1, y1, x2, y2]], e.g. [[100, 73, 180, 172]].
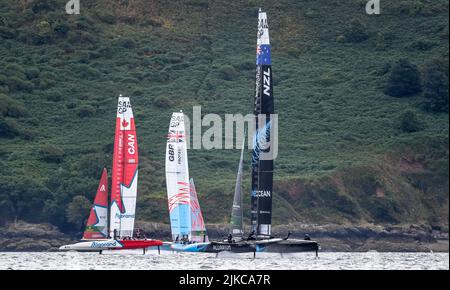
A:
[[25, 67, 40, 80], [5, 77, 34, 92], [119, 37, 136, 49], [0, 116, 20, 138], [95, 11, 116, 24], [336, 35, 346, 43], [36, 20, 51, 36], [422, 59, 449, 113], [344, 19, 369, 43], [384, 59, 421, 97], [74, 153, 110, 178], [30, 0, 57, 13], [154, 96, 174, 108], [4, 64, 26, 78], [66, 195, 91, 229], [75, 15, 96, 32], [398, 0, 426, 16], [217, 65, 238, 81], [77, 105, 96, 118], [39, 144, 64, 163], [0, 175, 52, 221], [410, 40, 436, 51], [53, 22, 70, 38], [400, 110, 423, 133], [0, 26, 15, 39], [0, 94, 27, 117]]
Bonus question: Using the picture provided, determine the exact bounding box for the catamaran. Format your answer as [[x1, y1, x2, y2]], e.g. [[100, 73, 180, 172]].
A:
[[205, 136, 281, 255], [250, 9, 319, 254], [209, 9, 319, 256], [205, 137, 278, 254], [164, 111, 212, 252], [59, 96, 163, 253]]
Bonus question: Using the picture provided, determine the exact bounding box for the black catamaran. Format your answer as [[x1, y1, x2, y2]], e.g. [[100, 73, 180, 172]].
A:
[[251, 8, 319, 254], [208, 9, 319, 256]]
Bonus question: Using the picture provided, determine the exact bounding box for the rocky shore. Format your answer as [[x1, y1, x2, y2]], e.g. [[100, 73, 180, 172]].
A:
[[0, 221, 73, 251], [0, 221, 448, 252]]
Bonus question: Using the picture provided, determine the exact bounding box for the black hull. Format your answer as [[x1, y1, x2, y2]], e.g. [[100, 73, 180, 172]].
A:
[[259, 239, 319, 253], [205, 241, 256, 253]]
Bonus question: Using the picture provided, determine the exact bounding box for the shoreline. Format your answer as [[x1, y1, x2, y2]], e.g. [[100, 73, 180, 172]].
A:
[[0, 221, 448, 252]]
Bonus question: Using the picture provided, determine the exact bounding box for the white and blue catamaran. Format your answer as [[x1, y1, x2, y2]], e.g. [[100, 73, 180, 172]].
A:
[[165, 111, 211, 252]]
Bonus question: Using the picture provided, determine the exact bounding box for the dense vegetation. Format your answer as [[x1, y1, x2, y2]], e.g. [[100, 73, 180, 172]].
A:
[[0, 0, 448, 233]]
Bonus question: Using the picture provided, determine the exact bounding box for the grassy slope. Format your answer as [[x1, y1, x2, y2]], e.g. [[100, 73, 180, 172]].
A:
[[0, 0, 448, 230]]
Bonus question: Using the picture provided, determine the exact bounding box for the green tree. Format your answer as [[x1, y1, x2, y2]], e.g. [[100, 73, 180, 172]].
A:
[[66, 195, 91, 230], [77, 105, 96, 118], [422, 59, 449, 113], [385, 59, 422, 97], [39, 144, 64, 163], [0, 176, 51, 222], [217, 65, 238, 81], [154, 96, 173, 108]]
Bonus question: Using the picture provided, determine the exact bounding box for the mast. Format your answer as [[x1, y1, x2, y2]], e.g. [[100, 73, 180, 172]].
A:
[[251, 9, 274, 238], [165, 111, 192, 241], [230, 136, 245, 239], [109, 95, 139, 238], [189, 178, 209, 242], [82, 168, 108, 240]]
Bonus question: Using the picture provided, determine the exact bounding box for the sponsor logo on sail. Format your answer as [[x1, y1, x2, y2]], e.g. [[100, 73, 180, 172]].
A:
[[177, 149, 182, 164], [115, 213, 135, 219], [253, 190, 271, 197]]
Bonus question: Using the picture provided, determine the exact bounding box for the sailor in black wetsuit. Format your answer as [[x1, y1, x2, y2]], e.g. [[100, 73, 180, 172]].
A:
[[227, 234, 233, 243], [247, 230, 256, 241], [304, 234, 311, 240]]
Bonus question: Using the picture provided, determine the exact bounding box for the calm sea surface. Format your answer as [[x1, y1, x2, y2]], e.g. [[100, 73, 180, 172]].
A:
[[0, 251, 448, 270]]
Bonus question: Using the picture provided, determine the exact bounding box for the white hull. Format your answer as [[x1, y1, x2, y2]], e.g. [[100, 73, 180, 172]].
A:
[[59, 240, 123, 251]]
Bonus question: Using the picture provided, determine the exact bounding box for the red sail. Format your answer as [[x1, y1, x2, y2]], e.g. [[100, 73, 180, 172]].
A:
[[82, 168, 108, 240], [109, 96, 139, 238]]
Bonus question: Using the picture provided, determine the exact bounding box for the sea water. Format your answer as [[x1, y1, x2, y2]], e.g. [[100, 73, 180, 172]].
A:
[[0, 252, 448, 270]]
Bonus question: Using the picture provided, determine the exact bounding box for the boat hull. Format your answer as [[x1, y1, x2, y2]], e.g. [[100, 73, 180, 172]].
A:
[[257, 239, 320, 253], [201, 238, 319, 254], [202, 238, 283, 253], [169, 242, 212, 252], [205, 241, 255, 253], [59, 239, 163, 252]]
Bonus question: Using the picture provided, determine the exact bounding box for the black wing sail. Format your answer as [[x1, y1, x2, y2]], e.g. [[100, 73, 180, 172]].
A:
[[251, 9, 274, 238], [230, 137, 245, 239]]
